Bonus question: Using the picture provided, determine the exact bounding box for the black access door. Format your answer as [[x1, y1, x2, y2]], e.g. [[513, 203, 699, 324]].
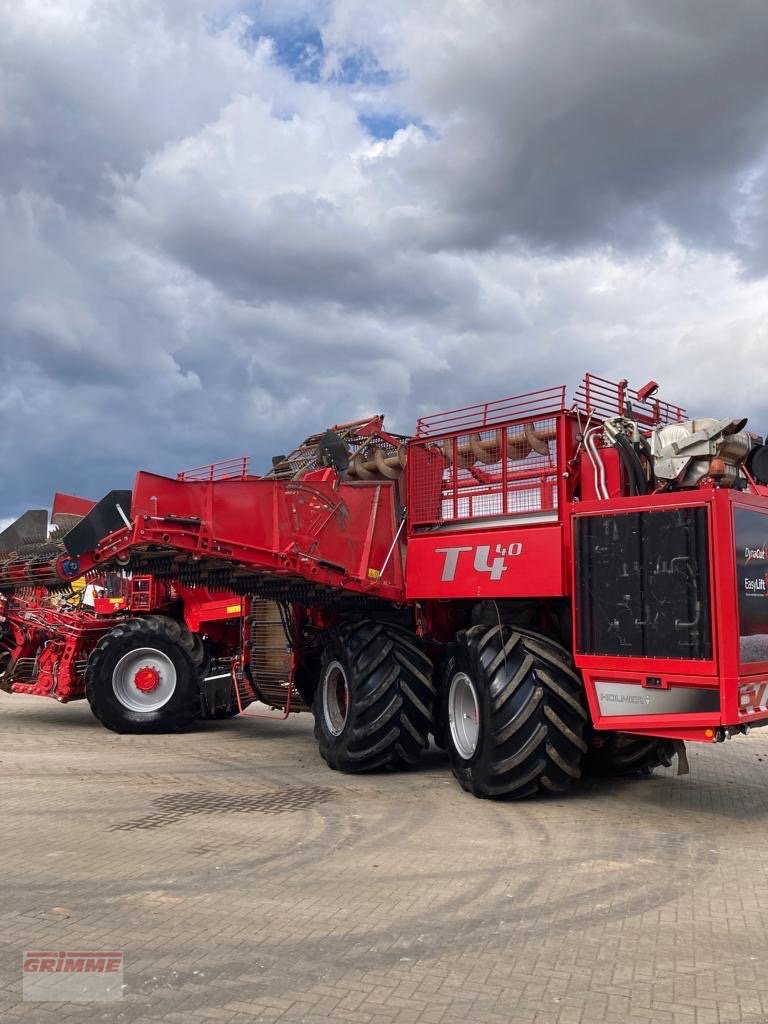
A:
[[575, 507, 712, 660]]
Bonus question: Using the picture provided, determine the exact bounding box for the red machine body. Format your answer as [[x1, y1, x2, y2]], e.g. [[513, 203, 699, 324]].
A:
[[46, 374, 764, 746], [4, 375, 768, 798], [573, 488, 768, 743], [0, 598, 111, 701], [0, 578, 246, 703]]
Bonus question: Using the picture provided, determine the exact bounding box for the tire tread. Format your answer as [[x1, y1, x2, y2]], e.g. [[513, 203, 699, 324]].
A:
[[314, 620, 434, 773], [447, 626, 587, 799]]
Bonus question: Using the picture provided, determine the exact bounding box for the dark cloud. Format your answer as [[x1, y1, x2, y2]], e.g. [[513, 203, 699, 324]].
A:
[[0, 1, 767, 520], [340, 0, 768, 261]]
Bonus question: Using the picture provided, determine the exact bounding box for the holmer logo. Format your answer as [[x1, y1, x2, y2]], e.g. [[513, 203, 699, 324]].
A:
[[436, 543, 523, 582], [23, 951, 123, 1002], [601, 692, 652, 706]]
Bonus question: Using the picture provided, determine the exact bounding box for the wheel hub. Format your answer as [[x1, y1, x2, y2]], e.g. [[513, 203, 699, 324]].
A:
[[133, 665, 161, 692], [448, 671, 480, 760], [322, 660, 350, 737], [112, 647, 177, 713]]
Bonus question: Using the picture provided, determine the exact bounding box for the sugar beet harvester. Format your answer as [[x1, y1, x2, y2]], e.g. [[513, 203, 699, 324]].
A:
[[3, 372, 768, 800]]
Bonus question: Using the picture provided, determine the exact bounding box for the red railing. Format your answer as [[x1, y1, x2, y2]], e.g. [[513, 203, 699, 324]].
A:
[[177, 457, 250, 482], [408, 373, 686, 531], [415, 386, 567, 438], [574, 373, 686, 426]]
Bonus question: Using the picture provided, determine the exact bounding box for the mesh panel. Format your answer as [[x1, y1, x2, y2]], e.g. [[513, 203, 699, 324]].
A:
[[409, 417, 559, 529]]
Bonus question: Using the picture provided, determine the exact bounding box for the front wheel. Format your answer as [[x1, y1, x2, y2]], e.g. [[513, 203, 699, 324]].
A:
[[444, 625, 588, 799], [86, 616, 203, 733]]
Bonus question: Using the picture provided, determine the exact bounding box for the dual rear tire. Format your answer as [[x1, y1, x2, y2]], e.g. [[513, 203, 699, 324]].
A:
[[443, 625, 589, 799], [313, 620, 434, 772]]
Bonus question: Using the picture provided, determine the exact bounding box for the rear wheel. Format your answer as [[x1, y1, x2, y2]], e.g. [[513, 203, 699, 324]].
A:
[[313, 620, 434, 772], [444, 624, 588, 799], [584, 733, 678, 777], [86, 616, 203, 733]]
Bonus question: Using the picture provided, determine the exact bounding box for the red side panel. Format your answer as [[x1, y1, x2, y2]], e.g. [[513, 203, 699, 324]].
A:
[[406, 525, 565, 600], [183, 596, 243, 633], [51, 493, 96, 518], [122, 470, 407, 599]]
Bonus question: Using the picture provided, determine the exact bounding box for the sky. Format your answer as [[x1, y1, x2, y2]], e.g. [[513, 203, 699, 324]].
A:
[[2, 0, 768, 517]]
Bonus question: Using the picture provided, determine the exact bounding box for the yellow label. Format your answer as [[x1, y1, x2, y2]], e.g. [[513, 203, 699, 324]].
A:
[[226, 604, 242, 614], [367, 568, 381, 579]]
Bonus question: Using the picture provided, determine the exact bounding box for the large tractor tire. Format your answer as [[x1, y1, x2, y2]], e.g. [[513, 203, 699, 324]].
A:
[[313, 620, 434, 772], [583, 733, 678, 777], [444, 624, 588, 799], [86, 616, 204, 733]]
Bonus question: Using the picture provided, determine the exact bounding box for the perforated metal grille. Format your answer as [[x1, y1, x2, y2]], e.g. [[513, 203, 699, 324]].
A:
[[248, 600, 309, 712], [408, 417, 559, 529]]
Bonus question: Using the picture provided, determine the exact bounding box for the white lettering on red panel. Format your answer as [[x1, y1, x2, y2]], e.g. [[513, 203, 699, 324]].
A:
[[435, 543, 524, 583], [739, 680, 768, 715]]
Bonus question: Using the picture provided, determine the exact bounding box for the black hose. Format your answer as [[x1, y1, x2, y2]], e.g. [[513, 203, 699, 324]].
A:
[[614, 433, 647, 495], [626, 440, 647, 495], [614, 441, 638, 496], [637, 434, 656, 489]]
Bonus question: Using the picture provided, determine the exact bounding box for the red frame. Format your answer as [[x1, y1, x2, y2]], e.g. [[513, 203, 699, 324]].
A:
[[572, 489, 768, 741]]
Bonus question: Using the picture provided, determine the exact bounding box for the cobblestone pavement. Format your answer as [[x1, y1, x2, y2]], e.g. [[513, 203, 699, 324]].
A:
[[3, 694, 768, 1024]]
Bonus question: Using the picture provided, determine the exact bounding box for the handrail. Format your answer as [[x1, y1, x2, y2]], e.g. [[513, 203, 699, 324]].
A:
[[176, 457, 250, 481]]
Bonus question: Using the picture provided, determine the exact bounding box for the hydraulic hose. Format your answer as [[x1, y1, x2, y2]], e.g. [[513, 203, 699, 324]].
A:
[[614, 433, 647, 496]]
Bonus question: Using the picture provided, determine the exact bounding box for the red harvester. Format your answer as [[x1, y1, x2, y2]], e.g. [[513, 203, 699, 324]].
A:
[[3, 373, 768, 799]]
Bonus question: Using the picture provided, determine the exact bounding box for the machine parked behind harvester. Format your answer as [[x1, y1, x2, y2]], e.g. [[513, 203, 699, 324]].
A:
[[4, 374, 768, 800], [0, 417, 407, 729]]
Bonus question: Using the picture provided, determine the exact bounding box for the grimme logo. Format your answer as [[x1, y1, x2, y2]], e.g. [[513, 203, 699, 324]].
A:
[[23, 951, 123, 1002], [436, 543, 523, 582], [23, 951, 122, 973]]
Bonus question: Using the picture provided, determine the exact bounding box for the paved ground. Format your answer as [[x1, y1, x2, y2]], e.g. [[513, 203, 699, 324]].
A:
[[3, 696, 768, 1024]]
